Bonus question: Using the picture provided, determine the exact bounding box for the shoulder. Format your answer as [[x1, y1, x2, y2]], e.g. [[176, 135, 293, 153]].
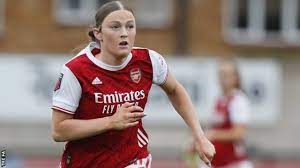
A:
[[131, 48, 166, 70], [64, 48, 90, 72], [132, 47, 164, 58], [215, 96, 224, 105], [131, 47, 150, 58], [134, 48, 165, 65], [229, 90, 251, 123], [229, 90, 251, 115], [231, 90, 249, 106]]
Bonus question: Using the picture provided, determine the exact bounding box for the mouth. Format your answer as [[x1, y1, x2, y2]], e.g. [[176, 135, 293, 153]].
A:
[[119, 41, 129, 47]]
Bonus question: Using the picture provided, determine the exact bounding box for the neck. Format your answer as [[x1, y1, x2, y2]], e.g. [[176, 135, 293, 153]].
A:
[[95, 49, 127, 66], [223, 88, 236, 97]]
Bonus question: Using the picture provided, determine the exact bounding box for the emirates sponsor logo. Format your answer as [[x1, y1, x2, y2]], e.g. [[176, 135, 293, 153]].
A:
[[130, 68, 141, 83], [94, 90, 145, 104], [94, 90, 146, 114]]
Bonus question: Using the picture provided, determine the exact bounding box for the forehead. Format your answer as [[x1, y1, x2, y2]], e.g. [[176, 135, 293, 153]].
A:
[[103, 10, 135, 24], [219, 62, 235, 73]]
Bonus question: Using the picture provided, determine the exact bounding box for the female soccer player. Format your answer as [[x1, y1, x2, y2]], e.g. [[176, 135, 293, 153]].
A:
[[51, 1, 215, 167], [199, 59, 253, 168]]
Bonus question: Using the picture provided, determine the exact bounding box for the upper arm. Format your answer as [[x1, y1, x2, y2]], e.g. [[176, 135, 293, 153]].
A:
[[160, 72, 179, 95], [149, 50, 168, 85], [148, 49, 179, 94], [52, 65, 82, 114], [52, 109, 73, 128], [51, 109, 73, 141], [51, 65, 81, 138]]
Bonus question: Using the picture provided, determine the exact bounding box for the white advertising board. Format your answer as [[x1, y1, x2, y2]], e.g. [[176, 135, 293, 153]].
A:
[[0, 55, 281, 126]]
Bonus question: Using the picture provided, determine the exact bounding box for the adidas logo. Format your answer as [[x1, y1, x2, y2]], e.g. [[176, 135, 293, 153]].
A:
[[92, 77, 102, 85]]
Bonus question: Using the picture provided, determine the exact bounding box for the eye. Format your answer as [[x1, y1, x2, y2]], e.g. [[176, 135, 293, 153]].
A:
[[111, 25, 120, 29], [127, 25, 135, 29]]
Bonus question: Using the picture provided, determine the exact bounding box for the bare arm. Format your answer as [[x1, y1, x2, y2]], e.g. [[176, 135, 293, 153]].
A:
[[51, 102, 145, 142], [52, 110, 112, 142], [207, 124, 247, 142], [160, 72, 215, 164], [161, 73, 204, 140]]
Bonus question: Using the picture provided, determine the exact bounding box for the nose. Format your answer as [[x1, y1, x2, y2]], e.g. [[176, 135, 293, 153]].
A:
[[120, 27, 128, 39]]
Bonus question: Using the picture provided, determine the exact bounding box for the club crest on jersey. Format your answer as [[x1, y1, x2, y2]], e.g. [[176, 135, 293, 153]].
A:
[[130, 68, 141, 83], [54, 73, 63, 91]]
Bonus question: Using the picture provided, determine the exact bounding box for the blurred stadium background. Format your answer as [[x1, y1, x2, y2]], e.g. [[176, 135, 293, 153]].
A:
[[0, 0, 300, 167]]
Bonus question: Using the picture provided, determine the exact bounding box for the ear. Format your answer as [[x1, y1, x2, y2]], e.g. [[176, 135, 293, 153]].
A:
[[93, 27, 103, 42]]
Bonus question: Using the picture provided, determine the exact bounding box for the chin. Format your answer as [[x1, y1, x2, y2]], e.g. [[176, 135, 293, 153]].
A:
[[117, 49, 131, 57], [114, 52, 128, 58]]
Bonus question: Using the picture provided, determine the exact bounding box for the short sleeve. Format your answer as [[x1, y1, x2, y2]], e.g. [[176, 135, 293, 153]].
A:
[[52, 65, 82, 114], [149, 50, 168, 85], [229, 92, 251, 124]]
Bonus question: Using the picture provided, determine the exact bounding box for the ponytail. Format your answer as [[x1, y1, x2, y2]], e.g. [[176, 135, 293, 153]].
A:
[[88, 30, 99, 43]]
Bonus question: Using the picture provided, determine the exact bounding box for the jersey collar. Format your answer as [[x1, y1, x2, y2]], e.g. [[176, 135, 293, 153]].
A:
[[85, 42, 132, 71]]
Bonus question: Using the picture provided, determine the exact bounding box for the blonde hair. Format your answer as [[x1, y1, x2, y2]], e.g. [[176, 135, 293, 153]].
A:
[[218, 58, 242, 90]]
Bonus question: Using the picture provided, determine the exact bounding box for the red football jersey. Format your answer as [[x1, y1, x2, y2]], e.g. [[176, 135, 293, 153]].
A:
[[210, 90, 250, 167], [52, 42, 168, 168]]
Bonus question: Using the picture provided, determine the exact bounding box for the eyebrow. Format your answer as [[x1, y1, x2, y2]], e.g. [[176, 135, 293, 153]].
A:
[[109, 20, 135, 24]]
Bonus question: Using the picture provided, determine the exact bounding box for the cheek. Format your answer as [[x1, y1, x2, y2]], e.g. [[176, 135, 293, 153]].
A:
[[103, 31, 118, 44], [129, 31, 136, 40]]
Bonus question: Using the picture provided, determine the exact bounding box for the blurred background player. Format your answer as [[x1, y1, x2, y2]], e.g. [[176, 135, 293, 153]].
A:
[[185, 59, 253, 168], [201, 59, 253, 168], [51, 1, 215, 167]]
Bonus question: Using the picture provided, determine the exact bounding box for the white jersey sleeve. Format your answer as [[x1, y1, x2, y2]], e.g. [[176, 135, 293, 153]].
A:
[[52, 65, 82, 114], [229, 91, 251, 124], [149, 50, 168, 85]]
